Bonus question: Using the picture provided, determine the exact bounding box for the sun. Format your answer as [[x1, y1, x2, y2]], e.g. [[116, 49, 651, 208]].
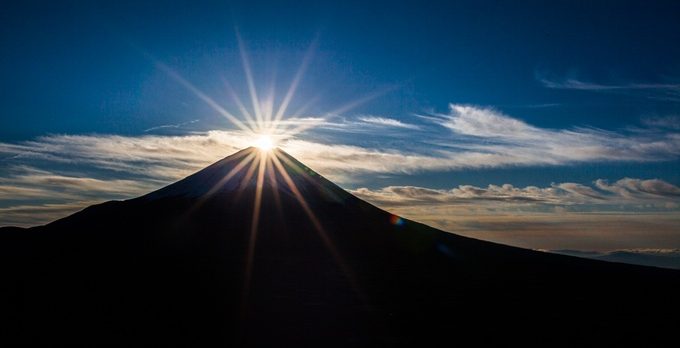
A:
[[253, 135, 275, 151]]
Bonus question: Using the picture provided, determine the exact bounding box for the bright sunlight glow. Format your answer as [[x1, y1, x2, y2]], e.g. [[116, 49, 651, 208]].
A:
[[254, 135, 275, 151], [151, 35, 374, 310]]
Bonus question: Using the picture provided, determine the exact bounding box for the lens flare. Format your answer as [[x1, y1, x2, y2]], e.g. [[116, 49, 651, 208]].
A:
[[390, 214, 404, 226]]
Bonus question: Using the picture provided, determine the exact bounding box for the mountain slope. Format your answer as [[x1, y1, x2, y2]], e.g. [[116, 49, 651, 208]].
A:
[[1, 147, 679, 346]]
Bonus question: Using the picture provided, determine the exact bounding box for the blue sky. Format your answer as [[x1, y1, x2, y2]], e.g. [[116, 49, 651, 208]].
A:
[[1, 1, 679, 255], [3, 1, 679, 140]]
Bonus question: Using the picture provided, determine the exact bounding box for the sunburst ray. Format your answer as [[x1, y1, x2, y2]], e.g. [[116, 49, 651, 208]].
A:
[[241, 151, 268, 312], [277, 86, 396, 139], [233, 151, 261, 203], [265, 154, 284, 218], [269, 152, 366, 302], [271, 38, 318, 130], [183, 150, 256, 216], [155, 62, 253, 133], [236, 30, 264, 131], [222, 78, 258, 132]]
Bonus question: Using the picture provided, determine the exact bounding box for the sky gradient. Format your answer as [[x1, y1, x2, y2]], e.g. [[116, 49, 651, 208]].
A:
[[1, 1, 679, 260]]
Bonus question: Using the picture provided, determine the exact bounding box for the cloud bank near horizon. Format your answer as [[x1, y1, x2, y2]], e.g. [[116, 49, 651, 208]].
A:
[[351, 178, 680, 208]]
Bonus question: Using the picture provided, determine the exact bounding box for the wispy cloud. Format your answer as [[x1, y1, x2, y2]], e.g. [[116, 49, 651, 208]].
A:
[[429, 104, 680, 164], [540, 78, 680, 91], [1, 106, 679, 183], [144, 119, 200, 133], [0, 166, 166, 226], [537, 74, 680, 101], [0, 202, 100, 227], [1, 104, 680, 226], [641, 115, 680, 130], [356, 116, 421, 129], [284, 105, 680, 178], [0, 131, 248, 181], [0, 168, 160, 202], [282, 115, 422, 134]]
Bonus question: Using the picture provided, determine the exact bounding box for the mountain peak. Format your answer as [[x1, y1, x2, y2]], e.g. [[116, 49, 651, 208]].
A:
[[140, 146, 348, 203]]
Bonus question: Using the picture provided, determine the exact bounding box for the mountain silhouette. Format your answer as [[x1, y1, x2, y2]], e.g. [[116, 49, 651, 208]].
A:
[[1, 147, 679, 346]]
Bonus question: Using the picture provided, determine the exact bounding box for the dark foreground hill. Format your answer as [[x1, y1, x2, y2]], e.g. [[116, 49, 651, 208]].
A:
[[1, 147, 679, 346]]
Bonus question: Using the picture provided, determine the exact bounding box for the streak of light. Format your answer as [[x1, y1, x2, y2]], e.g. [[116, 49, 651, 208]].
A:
[[241, 152, 268, 312], [183, 150, 256, 216], [233, 151, 261, 202], [155, 62, 253, 133], [269, 152, 367, 302], [222, 78, 258, 132], [236, 30, 264, 131], [265, 154, 283, 218], [279, 85, 397, 138], [271, 38, 318, 129]]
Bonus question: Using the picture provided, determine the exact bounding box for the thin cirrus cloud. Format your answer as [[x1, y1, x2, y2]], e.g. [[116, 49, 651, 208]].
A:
[[144, 119, 200, 133], [1, 104, 678, 182], [0, 202, 102, 227], [0, 167, 160, 202], [281, 116, 421, 133], [427, 104, 680, 165], [537, 74, 680, 101], [539, 78, 680, 91], [284, 104, 680, 178], [641, 116, 680, 130], [356, 116, 421, 129]]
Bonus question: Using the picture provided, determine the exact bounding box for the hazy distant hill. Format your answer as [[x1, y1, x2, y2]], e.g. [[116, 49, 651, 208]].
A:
[[551, 249, 680, 270]]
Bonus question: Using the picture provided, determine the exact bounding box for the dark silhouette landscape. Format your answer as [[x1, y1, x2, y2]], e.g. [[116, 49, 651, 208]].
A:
[[1, 147, 679, 346]]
